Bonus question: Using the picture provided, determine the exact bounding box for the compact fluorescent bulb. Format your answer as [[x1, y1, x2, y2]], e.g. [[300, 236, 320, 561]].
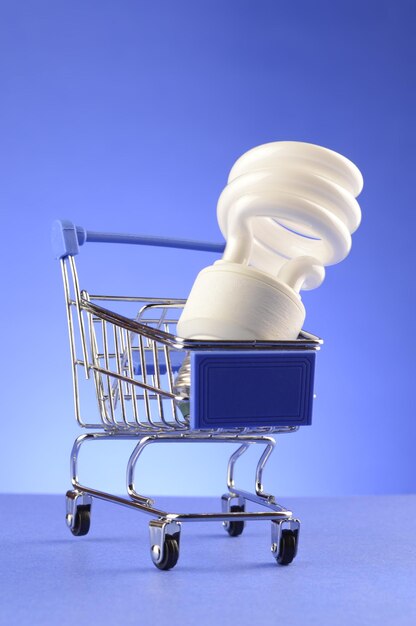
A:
[[177, 141, 363, 340]]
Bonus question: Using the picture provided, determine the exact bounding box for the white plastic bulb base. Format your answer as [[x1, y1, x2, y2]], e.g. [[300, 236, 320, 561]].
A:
[[176, 261, 305, 341]]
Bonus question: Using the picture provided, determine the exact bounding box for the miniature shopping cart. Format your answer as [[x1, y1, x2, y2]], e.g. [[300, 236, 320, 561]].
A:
[[52, 220, 321, 570]]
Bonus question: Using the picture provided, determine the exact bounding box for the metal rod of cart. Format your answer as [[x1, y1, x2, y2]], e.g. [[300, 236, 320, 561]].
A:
[[52, 220, 322, 570]]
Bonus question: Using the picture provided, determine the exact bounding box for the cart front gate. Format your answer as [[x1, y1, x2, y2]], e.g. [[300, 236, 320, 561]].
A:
[[52, 220, 321, 570]]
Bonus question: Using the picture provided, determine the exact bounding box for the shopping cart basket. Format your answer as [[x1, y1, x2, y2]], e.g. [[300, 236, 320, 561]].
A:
[[52, 219, 322, 570]]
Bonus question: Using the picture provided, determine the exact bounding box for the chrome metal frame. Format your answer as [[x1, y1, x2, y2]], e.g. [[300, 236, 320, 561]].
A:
[[60, 253, 322, 567]]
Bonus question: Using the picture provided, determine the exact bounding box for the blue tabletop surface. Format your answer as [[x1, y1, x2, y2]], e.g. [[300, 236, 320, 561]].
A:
[[1, 494, 415, 626]]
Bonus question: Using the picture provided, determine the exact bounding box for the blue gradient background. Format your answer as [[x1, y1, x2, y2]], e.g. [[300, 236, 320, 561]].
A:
[[1, 0, 415, 496]]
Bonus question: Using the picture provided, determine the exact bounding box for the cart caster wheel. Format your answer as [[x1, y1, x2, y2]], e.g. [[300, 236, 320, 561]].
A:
[[276, 529, 297, 565], [153, 535, 179, 571], [149, 520, 181, 571], [225, 505, 245, 537], [70, 504, 91, 537]]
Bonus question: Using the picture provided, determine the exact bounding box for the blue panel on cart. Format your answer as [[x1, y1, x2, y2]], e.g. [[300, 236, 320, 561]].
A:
[[190, 351, 316, 429], [133, 350, 184, 376]]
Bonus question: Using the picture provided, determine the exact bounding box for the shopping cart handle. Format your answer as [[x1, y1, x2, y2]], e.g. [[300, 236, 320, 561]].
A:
[[52, 220, 226, 259]]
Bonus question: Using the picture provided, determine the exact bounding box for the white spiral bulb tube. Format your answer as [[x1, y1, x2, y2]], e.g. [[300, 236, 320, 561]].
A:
[[177, 141, 363, 341]]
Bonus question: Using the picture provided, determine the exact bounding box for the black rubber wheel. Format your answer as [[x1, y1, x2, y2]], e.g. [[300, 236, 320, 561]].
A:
[[154, 535, 180, 571], [70, 504, 91, 537], [276, 529, 297, 565], [226, 505, 245, 537]]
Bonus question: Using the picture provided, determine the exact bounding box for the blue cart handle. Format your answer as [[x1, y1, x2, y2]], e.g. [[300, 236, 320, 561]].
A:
[[52, 219, 226, 259]]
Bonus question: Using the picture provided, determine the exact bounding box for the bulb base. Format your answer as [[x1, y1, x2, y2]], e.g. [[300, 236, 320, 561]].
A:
[[177, 262, 305, 340]]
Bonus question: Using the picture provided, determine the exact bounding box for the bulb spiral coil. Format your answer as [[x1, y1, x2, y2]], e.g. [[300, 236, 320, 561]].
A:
[[217, 141, 363, 292]]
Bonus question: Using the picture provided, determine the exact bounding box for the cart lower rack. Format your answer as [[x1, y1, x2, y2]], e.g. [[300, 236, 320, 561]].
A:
[[53, 220, 321, 570]]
